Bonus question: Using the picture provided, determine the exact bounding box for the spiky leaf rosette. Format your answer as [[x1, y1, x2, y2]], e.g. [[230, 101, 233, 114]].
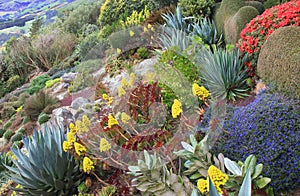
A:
[[6, 123, 82, 195]]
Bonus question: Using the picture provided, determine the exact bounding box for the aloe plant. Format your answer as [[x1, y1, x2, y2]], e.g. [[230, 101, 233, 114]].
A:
[[128, 150, 193, 196], [6, 124, 82, 195]]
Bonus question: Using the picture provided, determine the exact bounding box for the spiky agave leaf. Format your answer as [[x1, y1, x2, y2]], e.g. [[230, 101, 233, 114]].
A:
[[6, 123, 82, 195], [196, 47, 250, 101]]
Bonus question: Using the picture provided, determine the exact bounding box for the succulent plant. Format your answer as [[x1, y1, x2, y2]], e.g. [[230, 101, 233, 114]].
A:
[[175, 135, 225, 180], [128, 150, 193, 196], [224, 154, 271, 193], [6, 124, 82, 195]]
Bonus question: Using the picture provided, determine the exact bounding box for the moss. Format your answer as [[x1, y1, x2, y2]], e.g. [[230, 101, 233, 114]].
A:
[[225, 6, 259, 44], [245, 1, 265, 14], [257, 26, 300, 99]]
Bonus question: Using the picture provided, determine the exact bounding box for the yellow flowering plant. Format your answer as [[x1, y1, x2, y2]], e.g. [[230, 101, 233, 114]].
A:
[[83, 157, 94, 173], [100, 138, 111, 152], [74, 142, 87, 156], [171, 99, 182, 118]]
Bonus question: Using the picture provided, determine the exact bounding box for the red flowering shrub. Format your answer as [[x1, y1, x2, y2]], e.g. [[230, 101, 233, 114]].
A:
[[238, 0, 300, 78]]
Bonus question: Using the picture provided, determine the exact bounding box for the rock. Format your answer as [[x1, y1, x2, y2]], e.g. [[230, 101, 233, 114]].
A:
[[61, 72, 77, 83], [52, 107, 75, 126], [71, 97, 91, 110], [134, 57, 157, 79]]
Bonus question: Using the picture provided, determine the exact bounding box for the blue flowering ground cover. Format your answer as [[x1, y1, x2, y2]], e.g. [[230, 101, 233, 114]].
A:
[[211, 91, 300, 192]]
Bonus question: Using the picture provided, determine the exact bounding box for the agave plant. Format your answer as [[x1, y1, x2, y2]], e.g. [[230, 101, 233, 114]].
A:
[[161, 6, 193, 32], [6, 123, 82, 195], [192, 18, 223, 48], [159, 28, 192, 51], [128, 150, 193, 196], [196, 47, 250, 101]]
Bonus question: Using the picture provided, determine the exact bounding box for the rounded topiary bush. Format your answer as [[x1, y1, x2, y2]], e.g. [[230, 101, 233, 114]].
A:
[[238, 0, 300, 77], [225, 6, 259, 44], [257, 26, 300, 99], [178, 0, 215, 19], [212, 92, 300, 192]]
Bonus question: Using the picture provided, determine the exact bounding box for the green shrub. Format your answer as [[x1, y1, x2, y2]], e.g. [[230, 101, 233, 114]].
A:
[[159, 49, 199, 83], [178, 0, 215, 19], [45, 78, 61, 88], [257, 26, 300, 99], [1, 106, 16, 120], [37, 113, 51, 125], [6, 124, 82, 195], [137, 47, 151, 59], [24, 90, 59, 121], [62, 2, 100, 35], [0, 129, 5, 137], [11, 132, 23, 143], [27, 74, 51, 95], [6, 75, 23, 92], [3, 130, 14, 140], [214, 0, 262, 44], [98, 0, 156, 27], [68, 73, 95, 93], [195, 47, 250, 101], [3, 120, 12, 130], [76, 31, 101, 59]]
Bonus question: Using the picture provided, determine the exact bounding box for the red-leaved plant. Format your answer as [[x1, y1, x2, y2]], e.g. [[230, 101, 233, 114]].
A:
[[238, 0, 300, 78]]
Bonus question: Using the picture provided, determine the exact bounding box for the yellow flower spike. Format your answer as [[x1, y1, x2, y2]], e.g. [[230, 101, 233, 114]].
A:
[[121, 77, 130, 88], [207, 165, 229, 194], [63, 141, 73, 152], [129, 73, 135, 86], [108, 114, 118, 128], [192, 83, 210, 99], [108, 97, 113, 106], [171, 99, 182, 118], [121, 112, 131, 123], [117, 48, 121, 54], [197, 178, 209, 194], [99, 138, 111, 152], [102, 93, 109, 101], [129, 30, 135, 37], [83, 157, 94, 173], [82, 115, 91, 132], [74, 142, 87, 156], [143, 26, 148, 32], [118, 86, 126, 97], [67, 132, 76, 143], [147, 23, 152, 29], [69, 122, 77, 133], [150, 36, 154, 40]]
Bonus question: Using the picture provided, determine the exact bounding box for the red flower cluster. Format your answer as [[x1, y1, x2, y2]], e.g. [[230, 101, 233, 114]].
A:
[[238, 0, 300, 77]]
